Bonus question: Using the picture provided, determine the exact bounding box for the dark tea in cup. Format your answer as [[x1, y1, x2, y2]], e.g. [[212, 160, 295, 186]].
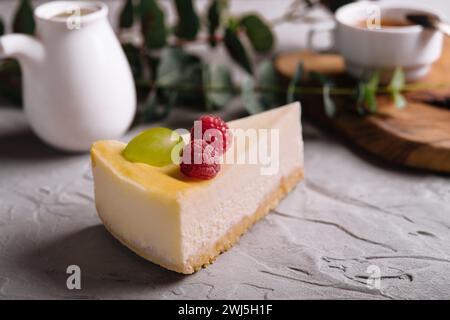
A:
[[354, 17, 414, 29]]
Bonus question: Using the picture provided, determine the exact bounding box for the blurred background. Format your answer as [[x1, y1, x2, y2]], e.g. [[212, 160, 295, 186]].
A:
[[1, 0, 449, 122]]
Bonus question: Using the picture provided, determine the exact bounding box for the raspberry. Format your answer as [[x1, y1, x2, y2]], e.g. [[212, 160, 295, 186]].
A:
[[180, 140, 221, 180], [190, 115, 232, 155]]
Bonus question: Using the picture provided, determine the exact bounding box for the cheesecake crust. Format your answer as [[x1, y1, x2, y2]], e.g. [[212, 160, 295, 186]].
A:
[[98, 167, 304, 274]]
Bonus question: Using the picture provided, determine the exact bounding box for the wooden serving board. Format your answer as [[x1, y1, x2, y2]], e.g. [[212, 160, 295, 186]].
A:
[[275, 38, 450, 173]]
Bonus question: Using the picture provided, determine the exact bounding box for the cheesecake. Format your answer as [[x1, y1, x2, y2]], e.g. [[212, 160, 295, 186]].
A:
[[91, 102, 304, 274]]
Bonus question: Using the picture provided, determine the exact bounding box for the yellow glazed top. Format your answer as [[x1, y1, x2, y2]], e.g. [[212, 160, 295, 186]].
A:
[[91, 104, 293, 198], [91, 140, 215, 197]]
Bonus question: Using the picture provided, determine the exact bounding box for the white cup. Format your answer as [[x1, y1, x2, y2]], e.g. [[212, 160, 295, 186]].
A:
[[308, 1, 444, 83]]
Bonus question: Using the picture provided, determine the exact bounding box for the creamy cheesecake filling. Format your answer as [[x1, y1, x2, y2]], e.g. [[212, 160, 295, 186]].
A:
[[91, 102, 304, 274], [178, 104, 303, 264], [93, 153, 184, 267]]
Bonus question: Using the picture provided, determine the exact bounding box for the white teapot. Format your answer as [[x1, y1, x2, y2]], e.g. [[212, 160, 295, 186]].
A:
[[0, 1, 136, 151]]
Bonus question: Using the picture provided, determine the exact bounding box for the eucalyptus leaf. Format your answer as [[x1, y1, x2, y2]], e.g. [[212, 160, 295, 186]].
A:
[[227, 17, 240, 33], [0, 18, 5, 36], [323, 84, 336, 117], [355, 82, 366, 115], [156, 48, 204, 106], [122, 43, 143, 80], [133, 1, 142, 18], [157, 48, 200, 86], [174, 0, 200, 40], [119, 0, 134, 29], [389, 67, 405, 91], [287, 62, 304, 103], [141, 0, 167, 49], [240, 14, 274, 53], [147, 54, 160, 82], [309, 71, 332, 85], [207, 0, 228, 47], [309, 71, 337, 117], [241, 75, 264, 114], [364, 90, 377, 113], [0, 59, 23, 105], [224, 26, 253, 75], [204, 64, 234, 110], [392, 92, 407, 109], [367, 71, 380, 90], [202, 64, 213, 111], [388, 67, 407, 109], [13, 0, 35, 35], [258, 60, 284, 109], [364, 71, 379, 113], [142, 89, 173, 121], [141, 89, 158, 121]]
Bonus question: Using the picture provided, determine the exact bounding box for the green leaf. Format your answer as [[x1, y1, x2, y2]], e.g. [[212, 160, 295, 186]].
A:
[[364, 91, 377, 112], [174, 0, 200, 40], [227, 17, 240, 33], [204, 64, 234, 110], [0, 18, 5, 36], [392, 92, 407, 109], [141, 89, 174, 121], [141, 0, 167, 49], [122, 43, 143, 80], [355, 82, 366, 115], [238, 61, 284, 114], [388, 67, 407, 109], [133, 2, 142, 18], [287, 62, 304, 103], [207, 0, 228, 47], [364, 71, 379, 113], [241, 75, 264, 114], [323, 83, 336, 117], [156, 48, 204, 106], [388, 67, 405, 91], [240, 14, 274, 53], [258, 60, 284, 109], [119, 0, 134, 28], [309, 71, 337, 117], [157, 48, 200, 86], [224, 26, 253, 74], [202, 64, 213, 111], [0, 59, 23, 106], [13, 0, 35, 35], [355, 71, 380, 114], [309, 71, 332, 85], [146, 54, 160, 82], [367, 71, 380, 90]]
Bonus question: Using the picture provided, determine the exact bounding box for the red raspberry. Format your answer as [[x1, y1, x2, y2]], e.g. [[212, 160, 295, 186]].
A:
[[180, 140, 221, 180], [190, 115, 232, 155]]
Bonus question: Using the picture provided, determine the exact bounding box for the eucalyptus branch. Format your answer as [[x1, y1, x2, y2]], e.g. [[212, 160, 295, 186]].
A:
[[141, 81, 448, 98], [2, 0, 450, 121]]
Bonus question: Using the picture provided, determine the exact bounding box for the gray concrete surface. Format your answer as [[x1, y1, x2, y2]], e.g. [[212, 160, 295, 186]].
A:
[[1, 103, 449, 299], [0, 0, 450, 300]]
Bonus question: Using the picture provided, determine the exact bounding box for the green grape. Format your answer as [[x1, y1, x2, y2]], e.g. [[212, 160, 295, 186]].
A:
[[123, 128, 185, 167]]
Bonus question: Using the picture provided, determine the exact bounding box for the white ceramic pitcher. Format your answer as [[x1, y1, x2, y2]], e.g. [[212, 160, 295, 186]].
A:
[[0, 1, 136, 151]]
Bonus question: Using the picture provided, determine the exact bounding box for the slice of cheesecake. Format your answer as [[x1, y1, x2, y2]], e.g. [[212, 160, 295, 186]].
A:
[[91, 102, 304, 274]]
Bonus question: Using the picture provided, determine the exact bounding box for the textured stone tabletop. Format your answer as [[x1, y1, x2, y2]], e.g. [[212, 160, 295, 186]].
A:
[[1, 103, 450, 299], [1, 0, 450, 300]]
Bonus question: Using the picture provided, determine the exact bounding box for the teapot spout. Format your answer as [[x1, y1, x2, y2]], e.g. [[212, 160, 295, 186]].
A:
[[0, 34, 45, 68]]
